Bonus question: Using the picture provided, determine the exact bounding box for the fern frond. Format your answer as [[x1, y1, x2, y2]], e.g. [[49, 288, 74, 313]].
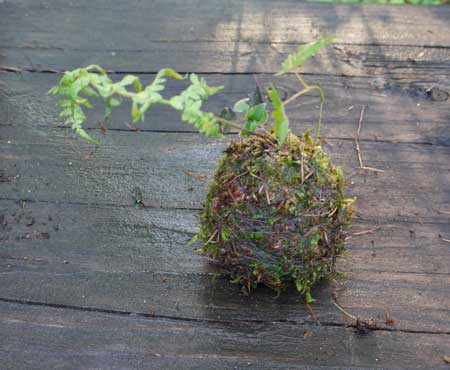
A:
[[276, 36, 335, 76], [50, 67, 224, 143], [171, 73, 224, 137]]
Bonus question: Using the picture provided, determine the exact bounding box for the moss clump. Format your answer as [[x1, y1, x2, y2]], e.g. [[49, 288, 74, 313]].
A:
[[197, 132, 353, 300]]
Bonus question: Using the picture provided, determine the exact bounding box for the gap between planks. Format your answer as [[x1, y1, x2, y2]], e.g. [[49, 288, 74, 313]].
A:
[[49, 126, 447, 148], [1, 66, 449, 81]]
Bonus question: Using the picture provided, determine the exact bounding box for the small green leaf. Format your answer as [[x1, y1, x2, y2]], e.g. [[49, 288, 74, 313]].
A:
[[295, 280, 303, 292], [276, 36, 335, 76], [77, 98, 93, 109], [94, 83, 113, 98], [57, 99, 71, 108], [119, 75, 142, 92], [131, 102, 140, 122], [242, 120, 258, 136], [80, 86, 99, 97], [59, 108, 72, 117], [160, 68, 185, 80], [246, 103, 268, 125], [48, 86, 59, 95], [233, 98, 250, 113], [268, 84, 289, 145], [75, 128, 99, 145], [109, 98, 121, 107], [170, 96, 184, 110], [85, 64, 107, 75]]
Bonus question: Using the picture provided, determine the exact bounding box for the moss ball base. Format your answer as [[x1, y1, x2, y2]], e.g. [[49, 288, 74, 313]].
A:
[[197, 132, 353, 299]]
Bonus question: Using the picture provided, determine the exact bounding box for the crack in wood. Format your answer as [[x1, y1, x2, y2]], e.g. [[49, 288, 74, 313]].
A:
[[0, 297, 450, 335], [1, 297, 449, 336]]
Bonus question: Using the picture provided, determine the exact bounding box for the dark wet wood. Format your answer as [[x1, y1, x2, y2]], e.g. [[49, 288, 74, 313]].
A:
[[1, 0, 450, 369]]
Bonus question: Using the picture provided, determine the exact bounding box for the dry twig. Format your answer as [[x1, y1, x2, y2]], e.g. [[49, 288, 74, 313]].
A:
[[356, 166, 385, 173], [353, 105, 384, 173], [351, 226, 380, 237], [433, 208, 450, 216], [306, 302, 318, 322], [183, 171, 208, 181]]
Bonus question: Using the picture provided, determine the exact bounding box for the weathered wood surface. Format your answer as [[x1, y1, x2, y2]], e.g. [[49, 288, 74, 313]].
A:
[[2, 200, 449, 275], [1, 72, 449, 145], [1, 198, 450, 334], [3, 301, 450, 370], [1, 0, 450, 369], [2, 0, 450, 46], [1, 0, 450, 75], [1, 126, 449, 221]]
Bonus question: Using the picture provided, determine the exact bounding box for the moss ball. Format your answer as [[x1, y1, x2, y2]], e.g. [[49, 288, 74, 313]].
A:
[[197, 132, 353, 300]]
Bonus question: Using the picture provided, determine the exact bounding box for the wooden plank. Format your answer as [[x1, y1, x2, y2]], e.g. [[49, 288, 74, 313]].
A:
[[2, 200, 449, 276], [1, 199, 450, 333], [2, 42, 450, 77], [1, 124, 447, 331], [1, 260, 449, 333], [2, 302, 450, 370], [1, 126, 449, 223], [0, 200, 203, 273], [2, 0, 449, 46], [1, 1, 450, 73], [1, 72, 449, 145]]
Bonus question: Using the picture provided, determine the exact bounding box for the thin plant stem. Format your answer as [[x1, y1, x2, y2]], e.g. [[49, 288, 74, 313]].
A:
[[295, 72, 309, 89], [332, 300, 357, 321], [215, 116, 269, 139], [282, 88, 311, 107], [284, 72, 325, 139]]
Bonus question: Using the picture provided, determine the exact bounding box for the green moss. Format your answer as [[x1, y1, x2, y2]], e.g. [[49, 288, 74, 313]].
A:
[[197, 132, 353, 298]]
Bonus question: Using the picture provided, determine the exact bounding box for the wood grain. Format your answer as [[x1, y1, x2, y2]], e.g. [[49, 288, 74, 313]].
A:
[[1, 199, 450, 333], [1, 1, 450, 73], [1, 1, 450, 368], [2, 43, 450, 77], [1, 126, 449, 222], [2, 200, 449, 275], [1, 72, 449, 145], [2, 301, 450, 370]]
